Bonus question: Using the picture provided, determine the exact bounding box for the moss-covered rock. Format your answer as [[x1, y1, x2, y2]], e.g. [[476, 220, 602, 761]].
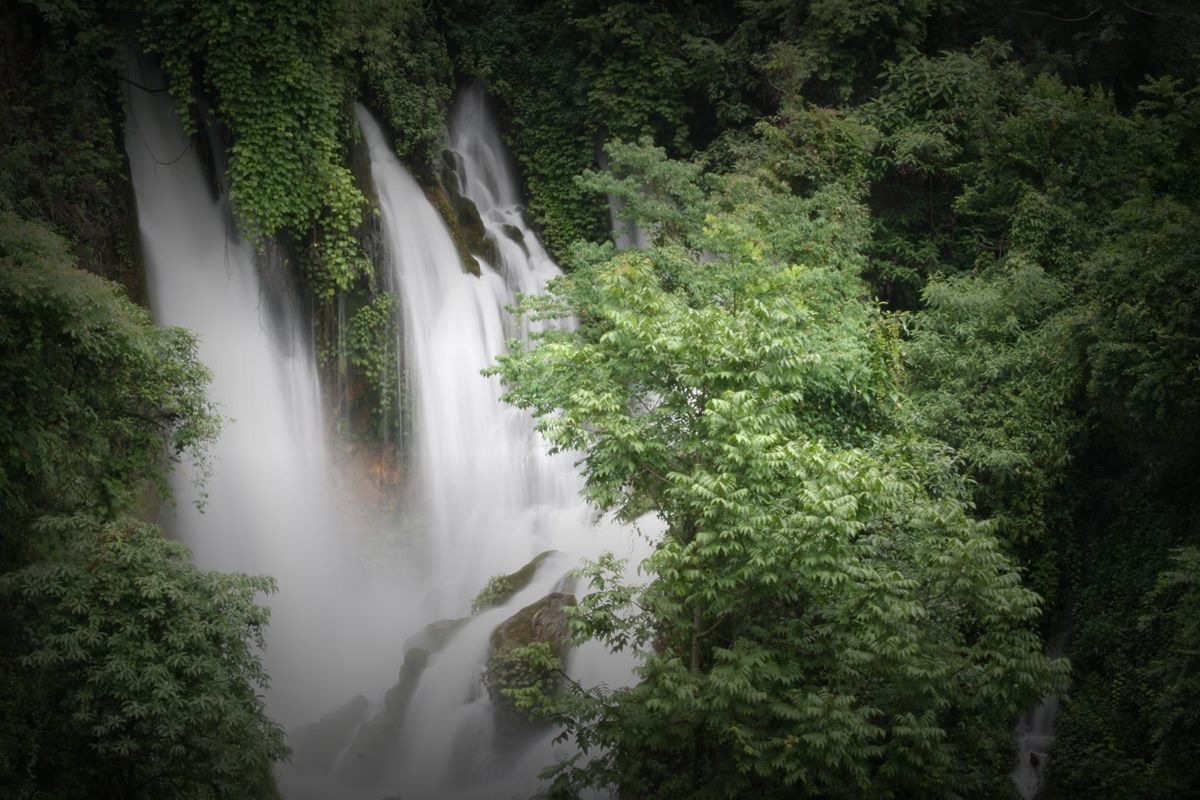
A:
[[437, 148, 504, 269], [484, 592, 575, 713], [425, 181, 482, 276], [471, 549, 559, 614]]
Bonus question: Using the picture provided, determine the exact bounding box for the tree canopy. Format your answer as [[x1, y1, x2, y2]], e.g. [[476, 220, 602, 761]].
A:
[[492, 143, 1066, 799]]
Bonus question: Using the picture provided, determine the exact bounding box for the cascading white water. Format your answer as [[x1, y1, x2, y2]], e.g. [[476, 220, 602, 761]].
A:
[[292, 88, 653, 799], [123, 54, 415, 731], [400, 86, 594, 607]]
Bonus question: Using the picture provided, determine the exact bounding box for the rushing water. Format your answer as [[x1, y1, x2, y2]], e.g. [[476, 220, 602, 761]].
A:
[[317, 87, 651, 799], [124, 54, 414, 732], [128, 56, 650, 799]]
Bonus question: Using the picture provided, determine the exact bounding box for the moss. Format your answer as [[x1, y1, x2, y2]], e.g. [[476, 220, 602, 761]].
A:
[[471, 549, 559, 614], [402, 616, 469, 654]]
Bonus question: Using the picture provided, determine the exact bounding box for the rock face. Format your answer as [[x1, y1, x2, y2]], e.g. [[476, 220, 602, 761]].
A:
[[289, 694, 371, 776], [484, 591, 576, 726], [435, 148, 497, 274], [403, 615, 470, 653]]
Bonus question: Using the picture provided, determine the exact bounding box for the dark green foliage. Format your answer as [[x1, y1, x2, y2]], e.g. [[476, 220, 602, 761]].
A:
[[1082, 194, 1200, 455], [0, 214, 219, 541], [873, 27, 1200, 799], [906, 261, 1083, 552], [0, 217, 284, 799], [1046, 488, 1200, 800], [345, 291, 400, 440], [1, 518, 286, 800], [337, 0, 454, 167], [442, 0, 775, 257], [0, 1, 135, 284]]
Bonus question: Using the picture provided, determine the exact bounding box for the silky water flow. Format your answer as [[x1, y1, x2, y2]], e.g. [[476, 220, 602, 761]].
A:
[[123, 55, 420, 739], [127, 60, 651, 800]]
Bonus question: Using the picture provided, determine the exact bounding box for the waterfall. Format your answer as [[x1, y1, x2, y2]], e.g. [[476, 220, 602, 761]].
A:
[[123, 53, 415, 732], [383, 85, 593, 607], [326, 86, 652, 798], [127, 54, 650, 797]]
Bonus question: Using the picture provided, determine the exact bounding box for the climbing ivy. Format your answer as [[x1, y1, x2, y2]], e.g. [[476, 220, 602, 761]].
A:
[[132, 0, 371, 299], [339, 0, 453, 166], [345, 291, 399, 438]]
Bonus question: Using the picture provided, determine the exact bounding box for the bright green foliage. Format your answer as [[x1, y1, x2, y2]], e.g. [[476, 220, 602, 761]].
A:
[[0, 214, 219, 537], [472, 574, 513, 615], [1, 517, 285, 800], [132, 0, 371, 299], [345, 291, 399, 439], [581, 138, 707, 248], [492, 153, 1064, 797]]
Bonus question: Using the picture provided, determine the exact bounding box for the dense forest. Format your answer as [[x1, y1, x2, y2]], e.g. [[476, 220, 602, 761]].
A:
[[2, 1, 1198, 798]]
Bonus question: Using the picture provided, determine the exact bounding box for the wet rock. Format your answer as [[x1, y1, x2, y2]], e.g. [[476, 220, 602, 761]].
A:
[[499, 223, 529, 259], [403, 616, 469, 653], [331, 617, 468, 787], [434, 149, 501, 273]]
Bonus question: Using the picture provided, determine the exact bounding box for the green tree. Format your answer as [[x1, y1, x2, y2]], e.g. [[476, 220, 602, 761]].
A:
[[491, 144, 1065, 798], [905, 257, 1083, 555], [1, 518, 286, 800]]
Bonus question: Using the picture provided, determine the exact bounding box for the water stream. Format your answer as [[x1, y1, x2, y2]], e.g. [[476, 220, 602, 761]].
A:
[[124, 54, 416, 731]]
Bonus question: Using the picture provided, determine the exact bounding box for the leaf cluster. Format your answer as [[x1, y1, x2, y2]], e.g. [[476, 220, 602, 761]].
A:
[[0, 214, 219, 545], [130, 0, 372, 299], [1, 518, 285, 800]]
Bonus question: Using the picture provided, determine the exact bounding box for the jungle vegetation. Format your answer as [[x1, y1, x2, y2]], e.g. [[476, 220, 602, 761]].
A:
[[1, 0, 1197, 798]]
